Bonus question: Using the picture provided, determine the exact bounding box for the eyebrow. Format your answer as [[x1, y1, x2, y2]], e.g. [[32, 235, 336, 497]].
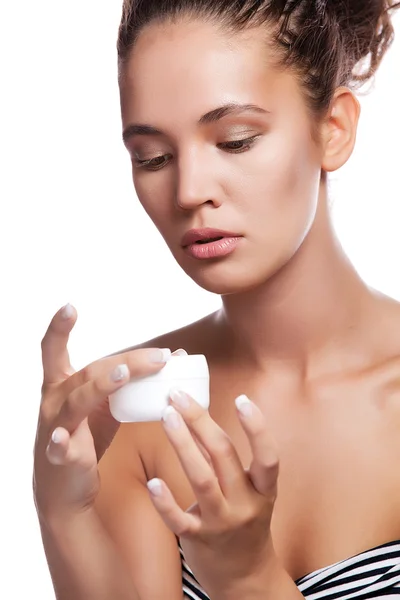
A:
[[122, 103, 270, 143]]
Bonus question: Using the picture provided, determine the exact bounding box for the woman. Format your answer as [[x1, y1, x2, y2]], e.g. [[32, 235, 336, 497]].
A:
[[33, 1, 400, 598]]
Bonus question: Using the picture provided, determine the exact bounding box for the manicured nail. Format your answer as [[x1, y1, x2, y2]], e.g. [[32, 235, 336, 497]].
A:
[[51, 428, 63, 444], [173, 348, 188, 356], [162, 405, 182, 429], [147, 478, 163, 497], [235, 394, 253, 417], [148, 348, 172, 363], [61, 303, 74, 319], [110, 364, 129, 382], [169, 388, 190, 409]]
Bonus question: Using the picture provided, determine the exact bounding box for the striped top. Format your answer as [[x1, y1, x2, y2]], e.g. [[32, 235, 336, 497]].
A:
[[181, 539, 400, 599]]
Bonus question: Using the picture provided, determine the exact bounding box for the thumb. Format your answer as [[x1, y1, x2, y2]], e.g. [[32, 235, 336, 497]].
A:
[[41, 303, 77, 386]]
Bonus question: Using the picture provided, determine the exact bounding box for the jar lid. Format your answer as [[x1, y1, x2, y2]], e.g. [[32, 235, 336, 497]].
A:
[[134, 354, 209, 382]]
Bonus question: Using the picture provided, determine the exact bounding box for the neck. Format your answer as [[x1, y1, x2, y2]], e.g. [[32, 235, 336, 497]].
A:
[[218, 193, 373, 379]]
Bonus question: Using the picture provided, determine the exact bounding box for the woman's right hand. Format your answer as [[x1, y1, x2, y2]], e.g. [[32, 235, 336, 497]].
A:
[[33, 304, 172, 524]]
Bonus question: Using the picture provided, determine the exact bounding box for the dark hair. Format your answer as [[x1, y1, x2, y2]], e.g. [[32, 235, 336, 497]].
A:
[[117, 0, 400, 124]]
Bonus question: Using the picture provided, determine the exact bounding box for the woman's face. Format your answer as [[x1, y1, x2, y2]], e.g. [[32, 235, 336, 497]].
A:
[[119, 18, 324, 295]]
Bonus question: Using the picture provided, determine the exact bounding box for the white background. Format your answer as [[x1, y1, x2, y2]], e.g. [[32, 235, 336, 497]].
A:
[[1, 2, 399, 598]]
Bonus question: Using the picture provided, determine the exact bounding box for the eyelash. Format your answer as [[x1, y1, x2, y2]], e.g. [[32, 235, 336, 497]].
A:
[[134, 135, 260, 171]]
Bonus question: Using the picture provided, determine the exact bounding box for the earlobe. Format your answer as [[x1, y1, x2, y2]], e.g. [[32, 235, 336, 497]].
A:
[[321, 87, 361, 173]]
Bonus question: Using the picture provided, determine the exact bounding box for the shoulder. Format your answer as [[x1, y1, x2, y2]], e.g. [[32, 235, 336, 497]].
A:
[[358, 292, 400, 408], [309, 292, 400, 406], [111, 309, 220, 357], [368, 293, 400, 382]]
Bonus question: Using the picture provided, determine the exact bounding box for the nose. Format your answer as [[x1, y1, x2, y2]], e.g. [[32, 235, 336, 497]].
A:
[[174, 149, 222, 211]]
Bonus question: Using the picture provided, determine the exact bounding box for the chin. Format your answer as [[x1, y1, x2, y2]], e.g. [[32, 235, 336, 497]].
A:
[[179, 259, 278, 296]]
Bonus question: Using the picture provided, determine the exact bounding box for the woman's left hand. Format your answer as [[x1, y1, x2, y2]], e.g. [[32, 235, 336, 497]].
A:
[[146, 388, 280, 598]]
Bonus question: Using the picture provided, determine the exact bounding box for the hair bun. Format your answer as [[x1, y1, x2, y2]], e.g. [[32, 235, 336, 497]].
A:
[[331, 0, 400, 85]]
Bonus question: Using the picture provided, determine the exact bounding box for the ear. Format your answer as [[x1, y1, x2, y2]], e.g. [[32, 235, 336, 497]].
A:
[[320, 87, 361, 173]]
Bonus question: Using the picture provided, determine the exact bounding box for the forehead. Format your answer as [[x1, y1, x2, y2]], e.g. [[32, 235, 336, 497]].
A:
[[119, 18, 302, 126]]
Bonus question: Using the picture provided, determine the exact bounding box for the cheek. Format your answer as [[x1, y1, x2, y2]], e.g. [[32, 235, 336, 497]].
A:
[[133, 172, 173, 226], [233, 131, 320, 244]]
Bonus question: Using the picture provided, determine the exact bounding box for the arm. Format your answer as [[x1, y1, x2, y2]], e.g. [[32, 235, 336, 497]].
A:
[[39, 508, 140, 600], [213, 559, 305, 600], [39, 424, 183, 600], [35, 306, 183, 599], [94, 423, 184, 600]]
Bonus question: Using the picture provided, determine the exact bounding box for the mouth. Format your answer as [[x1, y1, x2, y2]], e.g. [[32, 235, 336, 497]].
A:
[[194, 236, 224, 245], [181, 228, 243, 261], [181, 228, 242, 247]]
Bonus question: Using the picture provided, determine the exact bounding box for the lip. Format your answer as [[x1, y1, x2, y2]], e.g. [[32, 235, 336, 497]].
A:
[[181, 228, 242, 247], [184, 236, 242, 260]]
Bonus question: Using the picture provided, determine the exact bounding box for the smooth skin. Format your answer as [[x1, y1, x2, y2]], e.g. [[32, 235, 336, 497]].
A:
[[34, 16, 400, 600], [35, 305, 296, 600]]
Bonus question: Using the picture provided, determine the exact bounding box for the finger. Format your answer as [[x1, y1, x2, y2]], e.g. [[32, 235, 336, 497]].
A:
[[147, 478, 200, 537], [46, 427, 71, 465], [162, 406, 225, 515], [45, 347, 173, 427], [169, 389, 247, 499], [46, 421, 93, 467], [41, 304, 77, 387], [235, 395, 279, 497], [63, 347, 172, 396], [191, 432, 213, 467], [37, 406, 100, 469], [56, 363, 132, 434]]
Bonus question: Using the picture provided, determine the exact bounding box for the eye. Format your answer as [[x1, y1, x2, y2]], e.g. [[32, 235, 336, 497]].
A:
[[218, 135, 259, 153], [134, 154, 172, 171], [133, 135, 259, 171]]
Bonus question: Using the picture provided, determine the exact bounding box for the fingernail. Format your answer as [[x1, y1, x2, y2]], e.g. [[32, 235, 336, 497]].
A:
[[235, 394, 253, 417], [169, 388, 190, 409], [149, 348, 172, 363], [51, 428, 63, 444], [162, 405, 182, 429], [110, 364, 129, 382], [61, 303, 74, 319], [147, 478, 163, 497], [173, 348, 188, 356]]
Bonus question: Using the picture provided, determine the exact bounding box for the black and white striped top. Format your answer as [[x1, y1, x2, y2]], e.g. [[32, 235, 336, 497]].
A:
[[181, 539, 400, 599]]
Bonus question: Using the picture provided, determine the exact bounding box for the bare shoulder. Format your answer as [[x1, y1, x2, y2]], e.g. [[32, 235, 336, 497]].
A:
[[309, 291, 400, 408], [114, 309, 221, 357], [363, 291, 400, 400], [370, 291, 400, 371]]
